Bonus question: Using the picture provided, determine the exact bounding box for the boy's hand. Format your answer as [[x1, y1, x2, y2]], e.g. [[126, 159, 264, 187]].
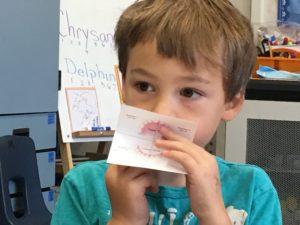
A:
[[105, 165, 158, 225], [155, 126, 231, 225]]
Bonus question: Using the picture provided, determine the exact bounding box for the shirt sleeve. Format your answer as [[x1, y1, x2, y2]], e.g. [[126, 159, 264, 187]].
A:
[[51, 177, 91, 225], [247, 171, 282, 225], [51, 161, 111, 225]]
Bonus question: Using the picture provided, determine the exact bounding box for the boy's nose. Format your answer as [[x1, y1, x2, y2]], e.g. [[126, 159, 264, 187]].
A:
[[151, 97, 174, 117]]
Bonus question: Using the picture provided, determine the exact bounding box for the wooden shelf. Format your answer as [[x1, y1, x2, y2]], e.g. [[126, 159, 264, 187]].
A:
[[252, 57, 300, 78], [72, 130, 115, 138]]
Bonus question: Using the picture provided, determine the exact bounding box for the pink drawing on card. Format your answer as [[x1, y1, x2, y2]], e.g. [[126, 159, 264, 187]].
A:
[[136, 121, 165, 157]]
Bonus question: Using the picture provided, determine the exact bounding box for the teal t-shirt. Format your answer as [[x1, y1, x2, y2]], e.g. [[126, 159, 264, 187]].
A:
[[51, 157, 282, 225]]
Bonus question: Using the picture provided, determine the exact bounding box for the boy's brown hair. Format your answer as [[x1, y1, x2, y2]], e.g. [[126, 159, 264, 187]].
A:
[[114, 0, 256, 101]]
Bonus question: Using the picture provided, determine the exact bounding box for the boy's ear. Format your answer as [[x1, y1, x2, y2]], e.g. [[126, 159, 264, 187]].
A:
[[221, 91, 244, 121]]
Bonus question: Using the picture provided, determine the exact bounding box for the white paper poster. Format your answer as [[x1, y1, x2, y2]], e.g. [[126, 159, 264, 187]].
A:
[[58, 0, 134, 142]]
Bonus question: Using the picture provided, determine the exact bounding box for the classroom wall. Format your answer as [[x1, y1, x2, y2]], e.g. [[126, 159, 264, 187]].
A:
[[230, 0, 251, 19], [230, 0, 278, 23], [251, 0, 278, 24], [230, 0, 278, 44]]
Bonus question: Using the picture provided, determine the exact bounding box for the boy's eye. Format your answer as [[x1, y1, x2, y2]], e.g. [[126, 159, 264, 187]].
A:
[[180, 88, 200, 98], [135, 81, 154, 92]]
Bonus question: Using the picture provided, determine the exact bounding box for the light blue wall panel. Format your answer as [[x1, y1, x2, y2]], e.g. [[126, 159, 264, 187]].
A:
[[0, 0, 59, 114]]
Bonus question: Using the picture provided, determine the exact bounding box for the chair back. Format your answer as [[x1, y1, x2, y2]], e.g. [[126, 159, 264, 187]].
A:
[[0, 135, 51, 225]]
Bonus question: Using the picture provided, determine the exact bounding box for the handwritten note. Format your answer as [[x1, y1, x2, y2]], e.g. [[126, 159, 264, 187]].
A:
[[107, 105, 197, 174]]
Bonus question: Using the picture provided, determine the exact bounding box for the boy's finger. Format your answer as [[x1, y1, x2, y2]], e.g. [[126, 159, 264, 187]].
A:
[[159, 126, 187, 142], [155, 139, 206, 164], [161, 150, 198, 173]]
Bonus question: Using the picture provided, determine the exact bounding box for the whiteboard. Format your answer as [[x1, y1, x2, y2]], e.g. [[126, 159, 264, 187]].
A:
[[59, 0, 134, 143]]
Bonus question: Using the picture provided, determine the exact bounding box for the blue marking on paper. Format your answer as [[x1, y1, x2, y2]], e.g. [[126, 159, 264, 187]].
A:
[[48, 113, 55, 124], [48, 190, 54, 201], [48, 151, 55, 163], [257, 66, 300, 79]]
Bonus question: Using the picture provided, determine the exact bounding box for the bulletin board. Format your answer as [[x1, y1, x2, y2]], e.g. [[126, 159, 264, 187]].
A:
[[278, 0, 300, 24], [58, 0, 134, 143]]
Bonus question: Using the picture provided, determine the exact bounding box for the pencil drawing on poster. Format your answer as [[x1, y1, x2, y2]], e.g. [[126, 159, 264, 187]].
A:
[[65, 87, 100, 132]]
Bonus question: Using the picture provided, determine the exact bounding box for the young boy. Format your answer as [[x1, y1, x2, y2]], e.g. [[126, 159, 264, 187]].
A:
[[51, 0, 282, 224]]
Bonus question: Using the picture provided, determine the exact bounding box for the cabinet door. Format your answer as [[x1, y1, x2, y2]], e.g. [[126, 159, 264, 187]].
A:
[[0, 113, 56, 150], [0, 0, 59, 114]]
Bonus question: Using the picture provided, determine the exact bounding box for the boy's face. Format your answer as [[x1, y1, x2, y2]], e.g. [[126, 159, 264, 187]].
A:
[[123, 41, 243, 147]]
